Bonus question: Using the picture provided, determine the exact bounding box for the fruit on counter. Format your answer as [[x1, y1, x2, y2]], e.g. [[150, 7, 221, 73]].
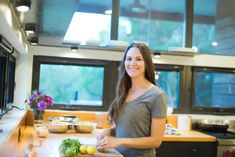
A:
[[87, 145, 97, 155], [79, 144, 88, 154], [35, 125, 49, 138], [59, 138, 81, 157]]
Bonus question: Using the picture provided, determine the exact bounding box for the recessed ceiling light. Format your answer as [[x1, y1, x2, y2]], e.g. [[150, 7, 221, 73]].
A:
[[30, 36, 38, 45], [25, 23, 35, 34], [153, 52, 161, 58], [15, 0, 31, 12], [70, 46, 78, 51]]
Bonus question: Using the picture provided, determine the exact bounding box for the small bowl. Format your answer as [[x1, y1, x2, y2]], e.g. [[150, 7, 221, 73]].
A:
[[47, 122, 69, 133], [74, 122, 96, 133]]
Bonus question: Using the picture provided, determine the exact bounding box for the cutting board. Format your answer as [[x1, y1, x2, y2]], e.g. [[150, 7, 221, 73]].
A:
[[80, 148, 123, 157], [60, 148, 123, 157]]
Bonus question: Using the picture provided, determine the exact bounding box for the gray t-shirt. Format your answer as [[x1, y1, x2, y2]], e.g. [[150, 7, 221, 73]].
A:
[[115, 86, 167, 157]]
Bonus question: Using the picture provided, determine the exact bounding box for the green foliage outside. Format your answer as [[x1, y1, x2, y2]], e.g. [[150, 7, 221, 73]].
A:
[[39, 64, 104, 105], [156, 71, 180, 109]]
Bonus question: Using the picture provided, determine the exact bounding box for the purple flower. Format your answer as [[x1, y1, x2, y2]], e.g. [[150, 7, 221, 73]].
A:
[[25, 90, 54, 110], [38, 101, 46, 110]]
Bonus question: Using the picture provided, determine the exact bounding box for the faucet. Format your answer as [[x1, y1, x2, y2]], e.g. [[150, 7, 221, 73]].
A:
[[0, 105, 23, 120]]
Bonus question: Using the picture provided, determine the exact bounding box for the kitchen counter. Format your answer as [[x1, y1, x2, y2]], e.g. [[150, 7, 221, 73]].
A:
[[163, 130, 216, 142], [0, 110, 27, 146], [0, 123, 216, 157], [22, 127, 123, 157], [30, 128, 216, 156]]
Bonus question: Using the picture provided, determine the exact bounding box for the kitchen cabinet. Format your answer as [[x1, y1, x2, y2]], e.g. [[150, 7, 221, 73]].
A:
[[155, 141, 217, 157]]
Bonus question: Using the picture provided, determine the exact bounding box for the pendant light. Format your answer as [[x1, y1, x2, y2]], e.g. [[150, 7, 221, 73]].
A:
[[128, 0, 147, 13]]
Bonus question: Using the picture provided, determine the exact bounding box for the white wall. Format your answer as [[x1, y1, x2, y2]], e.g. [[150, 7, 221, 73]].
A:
[[0, 0, 29, 108], [0, 0, 28, 54]]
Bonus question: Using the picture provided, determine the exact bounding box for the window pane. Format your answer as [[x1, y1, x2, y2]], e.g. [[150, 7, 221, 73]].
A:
[[118, 0, 185, 51], [7, 59, 15, 103], [193, 0, 235, 55], [155, 71, 180, 109], [63, 0, 112, 45], [39, 64, 104, 106], [194, 72, 235, 108]]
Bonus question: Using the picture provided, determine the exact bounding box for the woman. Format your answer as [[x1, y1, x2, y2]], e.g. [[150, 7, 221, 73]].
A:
[[96, 43, 167, 157]]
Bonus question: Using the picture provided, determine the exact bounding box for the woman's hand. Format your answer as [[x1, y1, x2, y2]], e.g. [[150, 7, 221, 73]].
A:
[[96, 136, 122, 149], [96, 128, 111, 142]]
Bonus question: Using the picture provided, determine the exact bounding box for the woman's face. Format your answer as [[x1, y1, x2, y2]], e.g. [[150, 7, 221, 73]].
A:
[[124, 47, 145, 78]]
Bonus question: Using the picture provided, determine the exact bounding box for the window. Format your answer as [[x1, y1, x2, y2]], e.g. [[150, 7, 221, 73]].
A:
[[191, 67, 235, 114], [118, 0, 185, 51], [32, 56, 118, 111], [0, 52, 6, 110], [0, 35, 16, 111], [193, 0, 235, 56], [155, 64, 185, 111]]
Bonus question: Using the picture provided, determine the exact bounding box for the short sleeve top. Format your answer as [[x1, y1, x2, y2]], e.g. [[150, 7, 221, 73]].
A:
[[115, 85, 167, 157]]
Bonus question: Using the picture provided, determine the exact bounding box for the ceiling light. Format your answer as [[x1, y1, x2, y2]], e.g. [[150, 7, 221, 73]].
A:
[[70, 46, 78, 52], [25, 23, 35, 34], [127, 0, 147, 13], [211, 41, 218, 47], [16, 0, 31, 12], [29, 36, 38, 45], [153, 52, 161, 58]]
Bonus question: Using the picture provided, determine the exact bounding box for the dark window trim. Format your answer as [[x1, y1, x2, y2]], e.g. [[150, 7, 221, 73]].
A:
[[0, 55, 6, 110], [190, 66, 235, 115], [32, 55, 119, 111], [0, 35, 16, 111]]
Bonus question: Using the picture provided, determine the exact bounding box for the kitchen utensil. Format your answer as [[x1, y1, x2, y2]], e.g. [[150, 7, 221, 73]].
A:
[[47, 122, 69, 133], [74, 121, 96, 133], [198, 119, 229, 132]]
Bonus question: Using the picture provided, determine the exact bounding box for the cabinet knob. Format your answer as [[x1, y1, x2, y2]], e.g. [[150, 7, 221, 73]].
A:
[[192, 148, 197, 152]]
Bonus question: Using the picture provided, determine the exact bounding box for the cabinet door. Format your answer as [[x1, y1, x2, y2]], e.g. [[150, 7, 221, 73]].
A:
[[155, 142, 217, 157]]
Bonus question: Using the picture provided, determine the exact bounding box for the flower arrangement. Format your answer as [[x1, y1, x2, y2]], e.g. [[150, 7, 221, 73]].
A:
[[25, 90, 53, 120]]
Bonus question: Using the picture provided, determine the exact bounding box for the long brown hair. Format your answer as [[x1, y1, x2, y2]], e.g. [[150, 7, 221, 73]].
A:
[[108, 42, 155, 123]]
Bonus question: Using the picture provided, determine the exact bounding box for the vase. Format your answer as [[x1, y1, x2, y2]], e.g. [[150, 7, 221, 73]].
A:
[[33, 108, 44, 120]]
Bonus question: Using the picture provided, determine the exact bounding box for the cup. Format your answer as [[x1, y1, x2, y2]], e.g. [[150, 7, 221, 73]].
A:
[[95, 113, 106, 129], [177, 115, 192, 131]]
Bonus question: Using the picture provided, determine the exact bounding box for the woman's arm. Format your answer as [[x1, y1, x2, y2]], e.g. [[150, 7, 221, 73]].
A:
[[97, 117, 166, 149], [96, 125, 116, 141]]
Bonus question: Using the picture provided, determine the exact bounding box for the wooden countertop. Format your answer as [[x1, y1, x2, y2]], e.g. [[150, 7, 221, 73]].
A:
[[28, 127, 123, 157], [163, 130, 216, 142], [0, 125, 216, 157]]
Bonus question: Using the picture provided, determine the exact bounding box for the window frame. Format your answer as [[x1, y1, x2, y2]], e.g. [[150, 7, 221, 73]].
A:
[[32, 55, 119, 111], [0, 35, 16, 111], [190, 66, 235, 115], [0, 50, 7, 111]]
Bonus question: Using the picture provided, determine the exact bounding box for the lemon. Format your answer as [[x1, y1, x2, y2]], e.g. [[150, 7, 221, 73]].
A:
[[79, 145, 88, 154], [87, 145, 96, 155]]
